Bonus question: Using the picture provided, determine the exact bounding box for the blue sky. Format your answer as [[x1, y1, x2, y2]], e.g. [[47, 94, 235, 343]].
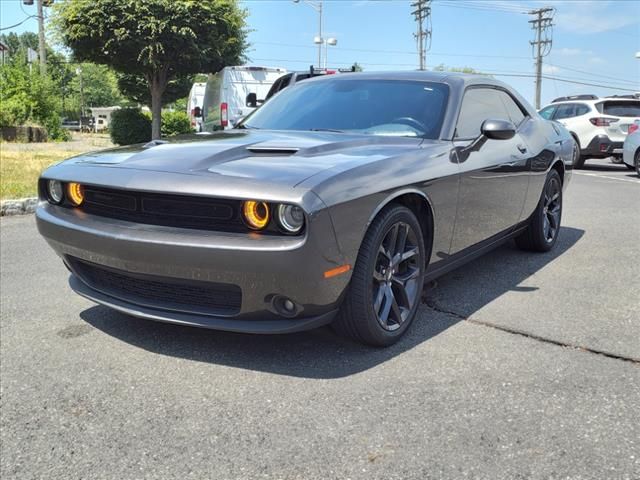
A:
[[2, 0, 639, 105]]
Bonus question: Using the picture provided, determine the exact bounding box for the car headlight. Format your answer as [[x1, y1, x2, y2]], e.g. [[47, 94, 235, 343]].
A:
[[277, 204, 305, 233], [47, 180, 64, 204], [66, 182, 84, 206], [242, 200, 270, 230]]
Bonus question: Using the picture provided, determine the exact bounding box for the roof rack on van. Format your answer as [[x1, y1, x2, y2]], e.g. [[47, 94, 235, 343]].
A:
[[551, 94, 599, 103]]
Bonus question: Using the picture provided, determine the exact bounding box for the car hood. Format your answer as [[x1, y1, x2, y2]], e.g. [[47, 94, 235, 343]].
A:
[[60, 130, 425, 187]]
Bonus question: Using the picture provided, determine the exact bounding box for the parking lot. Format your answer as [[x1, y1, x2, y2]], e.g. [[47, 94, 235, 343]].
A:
[[1, 158, 638, 479]]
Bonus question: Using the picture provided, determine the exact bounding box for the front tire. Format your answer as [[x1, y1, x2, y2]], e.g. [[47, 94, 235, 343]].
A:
[[334, 205, 426, 346], [635, 151, 640, 177], [516, 169, 563, 253]]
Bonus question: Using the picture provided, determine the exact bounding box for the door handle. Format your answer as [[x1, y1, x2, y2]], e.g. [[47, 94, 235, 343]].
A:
[[517, 144, 528, 154]]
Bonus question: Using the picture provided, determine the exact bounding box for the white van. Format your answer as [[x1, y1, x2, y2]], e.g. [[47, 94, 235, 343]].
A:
[[202, 66, 286, 131], [187, 82, 206, 132]]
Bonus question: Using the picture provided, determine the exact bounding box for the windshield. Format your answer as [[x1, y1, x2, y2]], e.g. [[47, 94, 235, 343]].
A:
[[241, 79, 449, 139]]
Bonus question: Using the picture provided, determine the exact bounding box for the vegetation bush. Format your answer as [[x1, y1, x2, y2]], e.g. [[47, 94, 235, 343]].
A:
[[109, 108, 152, 145], [161, 110, 192, 137], [0, 61, 69, 141]]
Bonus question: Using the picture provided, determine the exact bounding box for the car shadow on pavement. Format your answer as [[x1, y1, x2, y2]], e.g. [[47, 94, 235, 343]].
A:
[[81, 226, 585, 379]]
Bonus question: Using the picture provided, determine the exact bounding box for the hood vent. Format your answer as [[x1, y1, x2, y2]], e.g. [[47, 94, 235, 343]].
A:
[[246, 146, 299, 156]]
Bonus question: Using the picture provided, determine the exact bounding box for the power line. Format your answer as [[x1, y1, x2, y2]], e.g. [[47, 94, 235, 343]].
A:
[[411, 0, 432, 70], [251, 41, 531, 60], [437, 1, 528, 14], [0, 16, 37, 31], [546, 62, 639, 86]]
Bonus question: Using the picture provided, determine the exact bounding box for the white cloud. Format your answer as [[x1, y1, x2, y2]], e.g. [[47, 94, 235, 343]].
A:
[[542, 64, 561, 74], [557, 48, 593, 56], [551, 0, 640, 34]]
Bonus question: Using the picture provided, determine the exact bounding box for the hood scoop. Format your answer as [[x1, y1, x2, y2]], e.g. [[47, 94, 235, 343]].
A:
[[245, 146, 299, 156]]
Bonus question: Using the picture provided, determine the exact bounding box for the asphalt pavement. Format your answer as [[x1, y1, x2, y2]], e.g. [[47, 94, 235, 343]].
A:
[[1, 158, 639, 479]]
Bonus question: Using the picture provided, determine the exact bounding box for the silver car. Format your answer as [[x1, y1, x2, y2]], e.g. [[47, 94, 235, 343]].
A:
[[623, 120, 640, 176]]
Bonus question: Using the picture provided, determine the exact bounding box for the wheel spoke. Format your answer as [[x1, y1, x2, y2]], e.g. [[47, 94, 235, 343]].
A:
[[378, 244, 391, 261], [387, 224, 399, 257], [392, 281, 411, 309], [547, 211, 558, 229], [379, 285, 393, 325], [393, 266, 420, 284], [399, 246, 419, 264], [390, 296, 403, 324], [373, 269, 385, 282], [395, 224, 408, 257], [373, 283, 385, 313]]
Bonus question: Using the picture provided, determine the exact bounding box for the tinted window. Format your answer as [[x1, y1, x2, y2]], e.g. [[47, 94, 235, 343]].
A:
[[554, 104, 577, 120], [539, 106, 556, 119], [455, 88, 511, 139], [497, 90, 526, 126], [575, 104, 590, 116], [243, 79, 450, 139], [599, 101, 640, 117]]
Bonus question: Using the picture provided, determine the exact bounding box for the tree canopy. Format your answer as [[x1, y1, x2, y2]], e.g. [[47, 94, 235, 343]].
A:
[[53, 0, 248, 138]]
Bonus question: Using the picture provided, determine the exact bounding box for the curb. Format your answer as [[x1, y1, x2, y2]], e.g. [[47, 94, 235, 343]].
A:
[[1, 198, 38, 217]]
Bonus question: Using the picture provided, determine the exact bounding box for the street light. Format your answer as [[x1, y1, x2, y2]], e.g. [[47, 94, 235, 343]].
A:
[[324, 37, 337, 69], [293, 0, 323, 68]]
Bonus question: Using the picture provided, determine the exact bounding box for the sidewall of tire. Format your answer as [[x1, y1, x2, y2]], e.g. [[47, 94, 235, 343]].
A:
[[335, 205, 426, 346]]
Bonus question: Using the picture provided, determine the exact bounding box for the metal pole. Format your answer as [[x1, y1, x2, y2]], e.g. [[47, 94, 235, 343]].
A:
[[36, 0, 46, 74], [534, 11, 542, 109], [318, 2, 323, 69]]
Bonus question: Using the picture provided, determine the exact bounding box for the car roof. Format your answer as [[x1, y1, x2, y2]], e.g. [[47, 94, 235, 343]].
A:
[[543, 97, 640, 108]]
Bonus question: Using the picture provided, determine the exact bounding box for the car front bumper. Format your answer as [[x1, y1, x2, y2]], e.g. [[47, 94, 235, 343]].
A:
[[36, 203, 350, 333]]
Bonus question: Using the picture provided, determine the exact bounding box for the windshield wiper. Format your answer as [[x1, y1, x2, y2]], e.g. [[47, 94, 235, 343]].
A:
[[309, 128, 345, 133]]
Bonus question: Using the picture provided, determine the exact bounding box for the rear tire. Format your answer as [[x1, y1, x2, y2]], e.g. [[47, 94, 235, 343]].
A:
[[516, 170, 563, 253], [572, 137, 586, 169], [333, 205, 426, 347], [611, 156, 623, 164], [635, 151, 640, 177]]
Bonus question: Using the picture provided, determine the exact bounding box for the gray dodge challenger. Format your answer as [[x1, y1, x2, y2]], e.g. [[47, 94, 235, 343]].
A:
[[37, 72, 574, 346]]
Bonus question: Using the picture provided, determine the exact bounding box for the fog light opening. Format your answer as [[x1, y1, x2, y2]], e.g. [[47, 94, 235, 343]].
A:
[[272, 295, 299, 318]]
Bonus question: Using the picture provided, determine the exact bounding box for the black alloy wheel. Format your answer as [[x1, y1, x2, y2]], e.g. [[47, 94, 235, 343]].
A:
[[516, 169, 563, 253], [372, 222, 421, 331], [334, 205, 426, 346], [542, 175, 562, 244]]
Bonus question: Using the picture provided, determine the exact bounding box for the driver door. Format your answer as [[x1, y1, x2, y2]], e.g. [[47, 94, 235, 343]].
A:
[[450, 86, 530, 253]]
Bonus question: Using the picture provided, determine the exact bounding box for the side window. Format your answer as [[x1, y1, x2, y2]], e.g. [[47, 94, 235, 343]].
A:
[[554, 103, 577, 120], [575, 104, 590, 116], [455, 88, 510, 139], [496, 90, 526, 126], [539, 106, 556, 119], [279, 74, 292, 90]]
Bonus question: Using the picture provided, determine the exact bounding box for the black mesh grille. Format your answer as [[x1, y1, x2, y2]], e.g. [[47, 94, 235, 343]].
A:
[[79, 186, 245, 232], [69, 258, 242, 316]]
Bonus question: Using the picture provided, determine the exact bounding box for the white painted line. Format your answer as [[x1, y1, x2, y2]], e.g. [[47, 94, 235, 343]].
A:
[[573, 171, 640, 184]]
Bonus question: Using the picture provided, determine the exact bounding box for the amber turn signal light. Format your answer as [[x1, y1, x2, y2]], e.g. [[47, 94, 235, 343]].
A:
[[67, 182, 84, 206], [242, 200, 270, 230]]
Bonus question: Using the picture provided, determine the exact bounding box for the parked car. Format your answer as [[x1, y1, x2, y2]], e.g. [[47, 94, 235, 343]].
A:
[[539, 94, 640, 168], [61, 119, 80, 132], [201, 65, 286, 131], [622, 120, 640, 176], [265, 66, 359, 101], [36, 72, 574, 346]]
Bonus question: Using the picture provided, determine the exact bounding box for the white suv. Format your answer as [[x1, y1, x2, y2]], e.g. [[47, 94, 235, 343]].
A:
[[539, 95, 640, 168]]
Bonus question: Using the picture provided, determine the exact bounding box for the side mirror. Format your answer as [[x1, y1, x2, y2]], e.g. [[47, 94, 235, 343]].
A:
[[481, 119, 516, 140], [246, 93, 257, 108]]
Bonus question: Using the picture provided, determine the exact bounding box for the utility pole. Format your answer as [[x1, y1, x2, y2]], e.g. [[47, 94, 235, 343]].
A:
[[36, 0, 47, 74], [529, 7, 554, 109], [411, 0, 432, 71]]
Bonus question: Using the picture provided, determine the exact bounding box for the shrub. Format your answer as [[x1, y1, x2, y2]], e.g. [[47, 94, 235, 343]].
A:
[[161, 110, 192, 137], [109, 108, 151, 145]]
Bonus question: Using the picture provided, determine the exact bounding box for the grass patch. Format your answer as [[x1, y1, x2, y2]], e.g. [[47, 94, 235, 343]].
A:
[[1, 134, 113, 200]]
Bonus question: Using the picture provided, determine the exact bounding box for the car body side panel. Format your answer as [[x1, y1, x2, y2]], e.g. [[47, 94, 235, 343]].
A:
[[307, 144, 459, 267]]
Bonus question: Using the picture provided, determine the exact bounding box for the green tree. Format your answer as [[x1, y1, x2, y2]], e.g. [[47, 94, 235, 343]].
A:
[[116, 72, 193, 108], [53, 0, 248, 139]]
